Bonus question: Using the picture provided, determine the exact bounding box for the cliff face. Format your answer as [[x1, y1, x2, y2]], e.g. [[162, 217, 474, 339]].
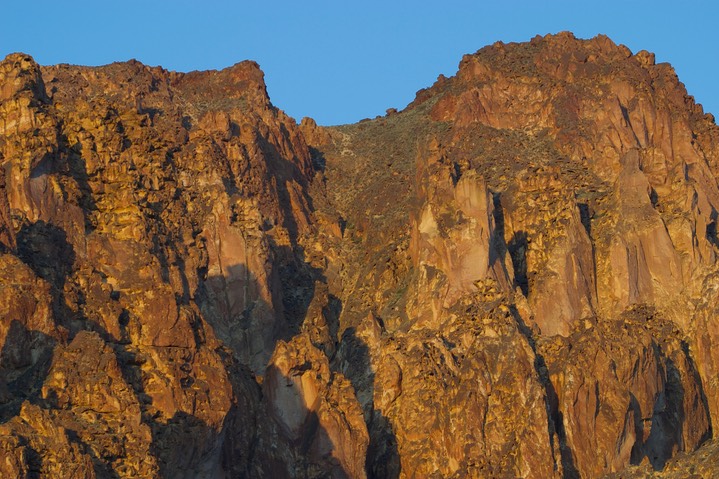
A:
[[0, 52, 363, 478], [0, 32, 718, 478]]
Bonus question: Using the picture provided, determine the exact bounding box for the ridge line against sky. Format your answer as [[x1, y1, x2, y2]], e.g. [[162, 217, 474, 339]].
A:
[[1, 1, 717, 126]]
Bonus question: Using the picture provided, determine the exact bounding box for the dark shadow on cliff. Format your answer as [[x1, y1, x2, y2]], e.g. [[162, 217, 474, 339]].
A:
[[65, 139, 99, 233], [488, 193, 579, 476], [193, 263, 357, 477], [2, 225, 120, 477], [215, 348, 266, 478], [1, 221, 71, 423], [338, 327, 401, 479], [195, 260, 317, 373], [273, 244, 321, 341], [309, 146, 327, 172], [149, 411, 220, 478], [30, 140, 98, 233], [24, 444, 43, 477], [255, 129, 314, 246], [263, 363, 353, 478], [681, 340, 713, 441], [105, 315, 223, 478], [510, 307, 579, 478], [12, 220, 214, 477], [14, 221, 128, 477], [17, 220, 75, 295], [65, 427, 122, 479], [16, 219, 100, 338], [578, 203, 592, 238], [507, 231, 529, 296], [148, 207, 192, 303], [196, 258, 383, 477], [192, 264, 360, 477], [491, 193, 529, 296], [0, 320, 56, 423], [630, 345, 712, 471]]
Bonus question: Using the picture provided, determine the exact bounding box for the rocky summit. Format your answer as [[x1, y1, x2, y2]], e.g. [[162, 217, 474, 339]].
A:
[[0, 31, 718, 478]]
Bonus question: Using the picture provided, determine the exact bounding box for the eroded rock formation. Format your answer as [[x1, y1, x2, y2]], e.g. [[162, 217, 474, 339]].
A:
[[1, 32, 719, 478]]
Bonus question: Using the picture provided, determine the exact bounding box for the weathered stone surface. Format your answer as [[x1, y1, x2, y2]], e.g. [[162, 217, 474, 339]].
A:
[[0, 168, 15, 252], [362, 292, 557, 478], [411, 142, 513, 317], [604, 437, 719, 478], [540, 309, 710, 477], [1, 31, 719, 478], [264, 334, 369, 478], [0, 51, 321, 478], [40, 331, 159, 477], [0, 402, 97, 478], [307, 32, 719, 478]]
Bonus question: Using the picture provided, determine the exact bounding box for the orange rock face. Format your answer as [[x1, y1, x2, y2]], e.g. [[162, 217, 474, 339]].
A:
[[1, 32, 719, 478]]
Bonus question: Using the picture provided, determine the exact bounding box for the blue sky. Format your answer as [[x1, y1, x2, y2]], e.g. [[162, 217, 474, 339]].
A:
[[1, 1, 716, 125]]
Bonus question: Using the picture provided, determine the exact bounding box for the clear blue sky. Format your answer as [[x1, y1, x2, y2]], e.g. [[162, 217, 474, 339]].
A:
[[1, 1, 716, 126]]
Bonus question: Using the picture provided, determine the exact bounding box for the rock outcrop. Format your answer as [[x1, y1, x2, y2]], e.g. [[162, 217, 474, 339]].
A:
[[1, 31, 719, 478]]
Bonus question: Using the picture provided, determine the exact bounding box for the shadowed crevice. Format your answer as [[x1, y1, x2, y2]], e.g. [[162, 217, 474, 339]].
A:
[[578, 202, 592, 238], [263, 364, 353, 478], [511, 306, 579, 479], [507, 231, 529, 296], [337, 327, 401, 479], [0, 321, 56, 424], [490, 192, 529, 296]]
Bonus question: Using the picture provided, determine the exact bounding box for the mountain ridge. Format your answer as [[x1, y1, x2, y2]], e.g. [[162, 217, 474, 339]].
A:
[[0, 32, 718, 478]]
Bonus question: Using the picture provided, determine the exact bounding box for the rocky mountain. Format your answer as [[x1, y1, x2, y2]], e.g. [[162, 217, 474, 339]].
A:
[[0, 31, 718, 478]]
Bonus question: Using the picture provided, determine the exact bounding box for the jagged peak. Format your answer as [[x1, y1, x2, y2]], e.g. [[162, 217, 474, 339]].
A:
[[0, 52, 48, 102], [405, 32, 691, 115], [169, 59, 271, 111]]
